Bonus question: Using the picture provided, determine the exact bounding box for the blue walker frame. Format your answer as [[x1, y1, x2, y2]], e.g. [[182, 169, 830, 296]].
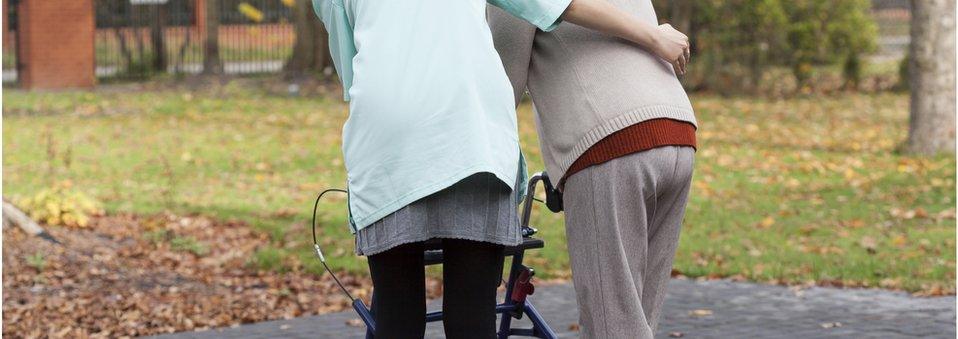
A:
[[351, 172, 562, 338]]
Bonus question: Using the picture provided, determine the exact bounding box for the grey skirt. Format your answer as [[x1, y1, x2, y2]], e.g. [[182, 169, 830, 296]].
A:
[[355, 172, 521, 256]]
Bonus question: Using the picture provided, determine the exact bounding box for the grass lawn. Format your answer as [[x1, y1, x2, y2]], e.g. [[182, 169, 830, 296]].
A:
[[3, 82, 954, 294]]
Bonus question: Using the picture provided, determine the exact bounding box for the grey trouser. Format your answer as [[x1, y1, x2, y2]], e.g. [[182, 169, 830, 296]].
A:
[[562, 146, 695, 339]]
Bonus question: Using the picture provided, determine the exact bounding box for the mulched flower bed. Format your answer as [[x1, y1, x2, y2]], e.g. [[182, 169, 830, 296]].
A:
[[2, 214, 432, 338]]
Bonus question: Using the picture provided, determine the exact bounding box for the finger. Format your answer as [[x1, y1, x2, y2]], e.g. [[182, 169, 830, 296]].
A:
[[684, 47, 691, 65], [680, 55, 687, 74], [672, 59, 682, 74]]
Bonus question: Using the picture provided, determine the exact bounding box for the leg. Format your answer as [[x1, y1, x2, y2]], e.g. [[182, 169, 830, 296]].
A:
[[442, 238, 505, 339], [643, 147, 694, 331], [367, 242, 426, 339], [562, 147, 684, 339]]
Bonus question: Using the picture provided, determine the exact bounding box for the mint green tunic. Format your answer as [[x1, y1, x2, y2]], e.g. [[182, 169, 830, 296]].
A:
[[312, 0, 571, 232]]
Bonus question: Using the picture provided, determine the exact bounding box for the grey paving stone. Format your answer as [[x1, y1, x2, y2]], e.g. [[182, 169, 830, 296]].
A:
[[147, 279, 955, 339]]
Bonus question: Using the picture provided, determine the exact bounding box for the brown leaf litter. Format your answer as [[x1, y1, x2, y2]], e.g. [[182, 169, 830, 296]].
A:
[[2, 214, 416, 338]]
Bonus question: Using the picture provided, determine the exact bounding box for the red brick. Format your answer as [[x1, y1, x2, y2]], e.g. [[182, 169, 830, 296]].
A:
[[18, 0, 95, 89]]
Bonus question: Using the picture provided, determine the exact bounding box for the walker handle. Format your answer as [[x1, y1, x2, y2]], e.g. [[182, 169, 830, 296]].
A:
[[520, 172, 564, 230], [541, 174, 563, 213]]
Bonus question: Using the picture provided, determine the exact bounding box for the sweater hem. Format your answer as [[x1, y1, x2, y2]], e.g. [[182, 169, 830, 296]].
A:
[[552, 105, 697, 181]]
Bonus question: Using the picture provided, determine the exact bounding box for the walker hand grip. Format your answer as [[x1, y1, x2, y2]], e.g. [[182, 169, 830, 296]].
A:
[[541, 174, 563, 213]]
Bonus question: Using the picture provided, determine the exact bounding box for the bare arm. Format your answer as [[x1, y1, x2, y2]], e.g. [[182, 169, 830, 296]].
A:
[[561, 0, 690, 74]]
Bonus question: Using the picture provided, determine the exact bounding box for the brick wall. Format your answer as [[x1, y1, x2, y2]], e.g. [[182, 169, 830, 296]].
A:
[[18, 0, 95, 89]]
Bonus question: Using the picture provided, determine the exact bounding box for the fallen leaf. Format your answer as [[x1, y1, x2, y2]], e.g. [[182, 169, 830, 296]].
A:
[[880, 278, 902, 289], [936, 209, 956, 220], [689, 309, 713, 317], [757, 217, 775, 229], [859, 236, 877, 253], [845, 219, 866, 228], [891, 235, 907, 247]]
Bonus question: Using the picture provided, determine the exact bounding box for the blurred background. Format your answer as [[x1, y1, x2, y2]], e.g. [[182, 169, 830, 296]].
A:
[[1, 0, 955, 337]]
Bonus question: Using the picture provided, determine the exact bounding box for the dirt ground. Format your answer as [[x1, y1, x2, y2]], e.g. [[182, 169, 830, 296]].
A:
[[2, 214, 437, 338]]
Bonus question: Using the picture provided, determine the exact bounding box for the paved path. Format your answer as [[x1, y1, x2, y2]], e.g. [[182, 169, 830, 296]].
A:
[[149, 279, 955, 339]]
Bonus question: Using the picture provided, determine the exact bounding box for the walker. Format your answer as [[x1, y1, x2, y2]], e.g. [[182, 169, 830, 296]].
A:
[[311, 172, 564, 338]]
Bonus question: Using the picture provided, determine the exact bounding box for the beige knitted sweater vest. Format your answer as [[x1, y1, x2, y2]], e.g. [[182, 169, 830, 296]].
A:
[[489, 0, 697, 181]]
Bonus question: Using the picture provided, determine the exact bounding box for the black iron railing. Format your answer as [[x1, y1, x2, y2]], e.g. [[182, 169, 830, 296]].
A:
[[93, 0, 294, 79]]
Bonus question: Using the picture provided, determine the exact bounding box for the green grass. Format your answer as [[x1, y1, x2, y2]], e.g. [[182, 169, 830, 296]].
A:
[[3, 84, 954, 293], [3, 51, 15, 70], [25, 252, 47, 271], [170, 235, 211, 256]]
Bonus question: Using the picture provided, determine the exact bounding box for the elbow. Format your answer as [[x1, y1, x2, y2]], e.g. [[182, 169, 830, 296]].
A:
[[562, 0, 580, 19]]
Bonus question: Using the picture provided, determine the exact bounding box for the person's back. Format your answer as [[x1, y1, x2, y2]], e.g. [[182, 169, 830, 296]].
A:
[[318, 0, 527, 229], [490, 0, 696, 182], [347, 0, 515, 133]]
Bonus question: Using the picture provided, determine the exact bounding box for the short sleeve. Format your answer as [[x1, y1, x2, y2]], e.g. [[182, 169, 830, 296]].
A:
[[312, 0, 357, 101], [486, 0, 572, 32]]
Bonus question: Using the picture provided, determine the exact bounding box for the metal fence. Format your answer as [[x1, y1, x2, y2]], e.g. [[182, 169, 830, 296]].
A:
[[1, 0, 909, 85], [3, 0, 18, 83], [871, 1, 911, 62], [93, 0, 294, 80]]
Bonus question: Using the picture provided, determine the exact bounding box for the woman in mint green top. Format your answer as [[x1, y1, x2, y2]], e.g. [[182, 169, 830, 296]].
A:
[[313, 0, 571, 336], [314, 0, 570, 232], [312, 0, 683, 336]]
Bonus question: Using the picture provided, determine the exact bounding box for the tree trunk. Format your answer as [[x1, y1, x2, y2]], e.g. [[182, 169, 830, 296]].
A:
[[203, 0, 223, 74], [284, 0, 331, 77], [906, 0, 956, 155], [149, 4, 169, 72], [669, 0, 693, 37]]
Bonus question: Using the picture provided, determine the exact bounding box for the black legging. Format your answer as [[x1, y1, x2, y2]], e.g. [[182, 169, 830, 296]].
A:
[[367, 238, 505, 339]]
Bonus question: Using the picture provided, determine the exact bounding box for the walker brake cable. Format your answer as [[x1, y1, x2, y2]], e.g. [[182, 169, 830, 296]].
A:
[[311, 188, 355, 301]]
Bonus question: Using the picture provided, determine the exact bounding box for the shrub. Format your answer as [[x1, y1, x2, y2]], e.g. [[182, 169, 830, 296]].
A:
[[16, 181, 104, 228], [654, 0, 877, 94], [781, 0, 878, 87]]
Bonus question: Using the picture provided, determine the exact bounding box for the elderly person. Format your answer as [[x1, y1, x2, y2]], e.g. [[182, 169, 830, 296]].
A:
[[313, 0, 690, 337], [490, 1, 696, 338]]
